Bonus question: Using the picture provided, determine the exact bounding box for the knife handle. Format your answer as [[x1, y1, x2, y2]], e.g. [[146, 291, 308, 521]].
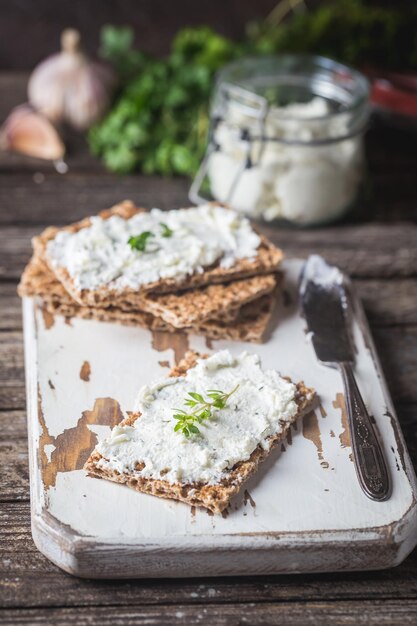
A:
[[339, 362, 391, 501]]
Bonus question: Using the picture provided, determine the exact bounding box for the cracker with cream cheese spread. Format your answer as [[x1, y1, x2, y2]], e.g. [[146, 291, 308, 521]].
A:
[[34, 200, 283, 308], [19, 249, 279, 329], [84, 351, 316, 514], [18, 253, 276, 342]]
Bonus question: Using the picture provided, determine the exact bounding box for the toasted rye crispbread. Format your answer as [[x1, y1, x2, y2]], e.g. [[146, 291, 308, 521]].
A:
[[132, 273, 278, 327], [40, 292, 275, 342], [18, 251, 277, 341], [35, 200, 283, 307], [18, 250, 279, 328], [84, 351, 316, 514]]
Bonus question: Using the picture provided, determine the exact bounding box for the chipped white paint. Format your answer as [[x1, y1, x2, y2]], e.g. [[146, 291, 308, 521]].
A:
[[43, 444, 55, 463], [23, 260, 417, 578]]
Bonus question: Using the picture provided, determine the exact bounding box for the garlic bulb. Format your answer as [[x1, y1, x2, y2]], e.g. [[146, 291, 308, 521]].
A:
[[28, 29, 116, 130], [0, 105, 65, 161]]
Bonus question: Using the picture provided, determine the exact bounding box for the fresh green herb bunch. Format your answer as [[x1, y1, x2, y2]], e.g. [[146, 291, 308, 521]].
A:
[[247, 0, 417, 69], [173, 384, 239, 438], [89, 26, 239, 176], [90, 2, 417, 177], [99, 25, 145, 82]]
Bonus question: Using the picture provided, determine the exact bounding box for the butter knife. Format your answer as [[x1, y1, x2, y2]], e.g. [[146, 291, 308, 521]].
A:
[[300, 255, 391, 501]]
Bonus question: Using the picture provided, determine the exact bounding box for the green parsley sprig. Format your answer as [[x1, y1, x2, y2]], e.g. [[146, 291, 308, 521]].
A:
[[128, 231, 153, 251], [128, 222, 173, 251], [173, 384, 239, 438], [160, 222, 173, 238]]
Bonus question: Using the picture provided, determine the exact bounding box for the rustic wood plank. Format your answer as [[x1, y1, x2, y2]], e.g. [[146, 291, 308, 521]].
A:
[[0, 411, 26, 439], [0, 173, 190, 227], [399, 404, 417, 476], [271, 237, 417, 281], [2, 167, 417, 223], [0, 414, 28, 502], [1, 503, 417, 611], [2, 222, 417, 280], [0, 167, 416, 230], [0, 332, 24, 390], [0, 73, 27, 119], [372, 327, 417, 404], [0, 283, 21, 330], [0, 439, 28, 501], [0, 599, 417, 625], [0, 387, 26, 411], [355, 280, 417, 326]]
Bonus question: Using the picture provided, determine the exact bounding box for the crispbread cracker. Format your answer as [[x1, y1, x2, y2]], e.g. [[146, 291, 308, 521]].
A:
[[36, 200, 283, 306], [19, 250, 279, 328], [40, 293, 274, 342], [132, 273, 278, 327], [84, 351, 316, 513], [19, 249, 275, 341], [19, 200, 282, 341], [194, 294, 274, 343], [18, 255, 73, 303]]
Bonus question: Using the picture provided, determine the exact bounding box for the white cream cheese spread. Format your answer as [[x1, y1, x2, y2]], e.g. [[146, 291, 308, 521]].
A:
[[46, 204, 261, 291], [95, 350, 299, 485], [208, 97, 363, 225]]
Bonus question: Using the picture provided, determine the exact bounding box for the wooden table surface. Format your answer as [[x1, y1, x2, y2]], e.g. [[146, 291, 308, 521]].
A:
[[1, 73, 417, 626]]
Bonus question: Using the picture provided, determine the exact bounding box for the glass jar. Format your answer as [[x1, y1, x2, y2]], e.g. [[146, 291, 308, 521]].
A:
[[189, 55, 370, 226]]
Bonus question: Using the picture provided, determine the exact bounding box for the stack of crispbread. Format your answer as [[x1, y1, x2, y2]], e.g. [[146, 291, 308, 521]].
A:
[[18, 201, 284, 342]]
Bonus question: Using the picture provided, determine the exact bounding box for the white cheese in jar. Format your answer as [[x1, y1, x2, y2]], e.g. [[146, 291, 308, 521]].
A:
[[208, 97, 363, 225], [46, 204, 260, 291], [96, 350, 300, 485]]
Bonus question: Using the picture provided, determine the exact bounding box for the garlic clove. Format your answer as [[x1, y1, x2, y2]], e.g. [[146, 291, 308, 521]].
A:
[[0, 104, 65, 161], [28, 28, 117, 131]]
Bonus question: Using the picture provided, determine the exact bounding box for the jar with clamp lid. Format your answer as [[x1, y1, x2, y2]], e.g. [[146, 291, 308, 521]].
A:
[[189, 55, 370, 226]]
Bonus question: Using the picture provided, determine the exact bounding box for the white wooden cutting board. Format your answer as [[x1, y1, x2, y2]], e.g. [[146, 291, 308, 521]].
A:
[[23, 259, 417, 578]]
